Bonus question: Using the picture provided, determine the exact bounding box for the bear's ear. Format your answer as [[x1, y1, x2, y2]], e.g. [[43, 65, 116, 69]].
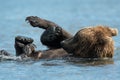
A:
[[111, 28, 118, 36], [97, 36, 111, 45]]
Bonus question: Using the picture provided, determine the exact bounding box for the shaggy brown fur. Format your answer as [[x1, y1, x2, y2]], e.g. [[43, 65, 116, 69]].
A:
[[61, 26, 118, 58]]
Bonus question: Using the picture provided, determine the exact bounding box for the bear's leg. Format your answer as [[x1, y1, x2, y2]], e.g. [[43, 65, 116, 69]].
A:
[[26, 16, 72, 48], [40, 26, 68, 48], [26, 16, 72, 38]]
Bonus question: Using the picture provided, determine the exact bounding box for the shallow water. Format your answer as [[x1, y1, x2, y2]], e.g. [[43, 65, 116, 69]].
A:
[[0, 0, 120, 80]]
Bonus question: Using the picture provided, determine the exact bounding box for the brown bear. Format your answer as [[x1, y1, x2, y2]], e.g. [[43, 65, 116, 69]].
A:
[[0, 16, 118, 61], [61, 26, 118, 58], [26, 16, 118, 59]]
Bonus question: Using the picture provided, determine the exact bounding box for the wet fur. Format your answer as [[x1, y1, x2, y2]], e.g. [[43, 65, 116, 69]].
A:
[[61, 26, 118, 58]]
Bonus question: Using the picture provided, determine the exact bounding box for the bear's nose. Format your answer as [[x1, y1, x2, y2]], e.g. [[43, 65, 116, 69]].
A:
[[60, 40, 65, 46]]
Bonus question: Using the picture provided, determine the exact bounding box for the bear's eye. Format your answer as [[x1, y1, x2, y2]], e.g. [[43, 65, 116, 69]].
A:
[[73, 35, 79, 42]]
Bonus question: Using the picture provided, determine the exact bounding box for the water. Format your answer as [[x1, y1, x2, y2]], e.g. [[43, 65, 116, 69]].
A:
[[0, 0, 120, 80]]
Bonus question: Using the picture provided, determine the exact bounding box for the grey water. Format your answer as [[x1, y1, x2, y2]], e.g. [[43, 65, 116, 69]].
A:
[[0, 0, 120, 80]]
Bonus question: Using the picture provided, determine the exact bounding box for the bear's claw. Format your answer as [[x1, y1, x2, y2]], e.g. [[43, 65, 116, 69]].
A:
[[15, 36, 34, 44], [26, 16, 45, 28]]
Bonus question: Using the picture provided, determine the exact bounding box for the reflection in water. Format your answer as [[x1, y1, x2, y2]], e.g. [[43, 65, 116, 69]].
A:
[[39, 57, 114, 67], [65, 57, 114, 66], [0, 54, 114, 66]]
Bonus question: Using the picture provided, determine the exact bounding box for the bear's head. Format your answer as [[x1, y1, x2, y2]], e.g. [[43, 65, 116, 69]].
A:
[[61, 26, 118, 58]]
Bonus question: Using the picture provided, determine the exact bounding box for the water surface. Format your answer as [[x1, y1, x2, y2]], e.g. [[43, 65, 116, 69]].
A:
[[0, 0, 120, 80]]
